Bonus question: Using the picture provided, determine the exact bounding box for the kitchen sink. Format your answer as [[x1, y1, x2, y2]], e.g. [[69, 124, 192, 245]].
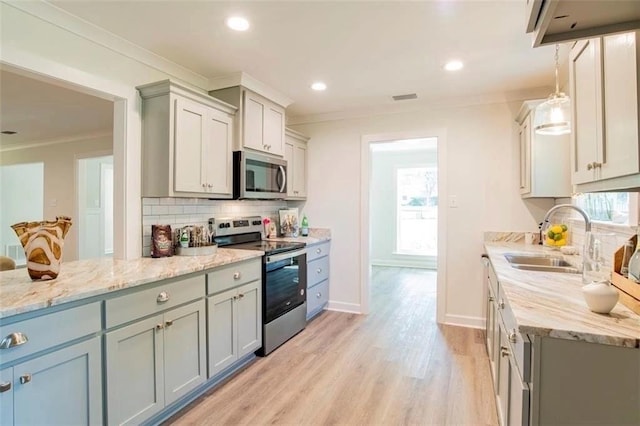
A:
[[504, 253, 580, 274]]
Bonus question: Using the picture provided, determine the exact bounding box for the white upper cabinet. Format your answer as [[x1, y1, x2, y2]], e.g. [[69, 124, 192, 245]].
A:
[[284, 128, 309, 200], [138, 80, 236, 198], [570, 31, 640, 192], [210, 86, 286, 157], [516, 100, 571, 198]]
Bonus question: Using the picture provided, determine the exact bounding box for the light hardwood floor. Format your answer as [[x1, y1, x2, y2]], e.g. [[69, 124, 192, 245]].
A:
[[167, 267, 498, 425]]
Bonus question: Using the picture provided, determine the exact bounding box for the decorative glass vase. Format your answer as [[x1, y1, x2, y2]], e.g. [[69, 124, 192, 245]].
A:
[[11, 216, 72, 281]]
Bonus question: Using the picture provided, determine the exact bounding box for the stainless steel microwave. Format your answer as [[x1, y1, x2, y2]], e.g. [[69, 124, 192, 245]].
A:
[[233, 151, 287, 199]]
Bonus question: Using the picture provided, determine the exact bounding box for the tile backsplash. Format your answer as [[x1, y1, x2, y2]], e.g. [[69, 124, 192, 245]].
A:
[[142, 198, 288, 257]]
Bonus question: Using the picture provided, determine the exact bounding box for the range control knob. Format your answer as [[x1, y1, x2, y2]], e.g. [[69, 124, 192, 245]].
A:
[[253, 220, 261, 225], [218, 224, 225, 229], [225, 223, 231, 228]]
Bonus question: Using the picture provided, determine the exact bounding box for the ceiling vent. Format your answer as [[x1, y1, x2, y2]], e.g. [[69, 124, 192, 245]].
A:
[[392, 93, 418, 101]]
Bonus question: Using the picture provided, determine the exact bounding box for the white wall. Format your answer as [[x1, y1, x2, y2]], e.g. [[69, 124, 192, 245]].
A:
[[292, 102, 555, 326], [0, 135, 113, 261], [370, 148, 437, 268]]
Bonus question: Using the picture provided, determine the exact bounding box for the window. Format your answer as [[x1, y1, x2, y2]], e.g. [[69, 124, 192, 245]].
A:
[[575, 192, 637, 225], [396, 167, 437, 255]]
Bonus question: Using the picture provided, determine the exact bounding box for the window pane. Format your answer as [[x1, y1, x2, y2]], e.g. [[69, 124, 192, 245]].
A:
[[397, 167, 437, 255], [575, 192, 630, 224]]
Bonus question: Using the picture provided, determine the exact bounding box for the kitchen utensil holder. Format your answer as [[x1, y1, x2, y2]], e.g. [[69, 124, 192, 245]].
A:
[[611, 234, 640, 315]]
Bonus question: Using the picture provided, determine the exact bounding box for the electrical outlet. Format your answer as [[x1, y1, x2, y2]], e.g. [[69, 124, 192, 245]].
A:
[[448, 195, 458, 208]]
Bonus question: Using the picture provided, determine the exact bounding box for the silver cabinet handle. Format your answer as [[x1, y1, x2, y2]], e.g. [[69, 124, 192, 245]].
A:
[[316, 292, 322, 298], [509, 330, 517, 343], [157, 291, 170, 303], [0, 382, 11, 393], [19, 374, 31, 385], [316, 268, 322, 274], [233, 272, 241, 280], [488, 296, 494, 302], [0, 332, 28, 349], [165, 320, 173, 327], [316, 248, 322, 254], [587, 162, 594, 170], [593, 162, 602, 169], [500, 346, 509, 357], [499, 299, 505, 309], [156, 323, 164, 331], [238, 293, 244, 299]]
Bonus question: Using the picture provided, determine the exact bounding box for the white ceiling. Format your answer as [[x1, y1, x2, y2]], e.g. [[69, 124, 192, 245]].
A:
[[46, 0, 561, 121], [1, 1, 570, 145]]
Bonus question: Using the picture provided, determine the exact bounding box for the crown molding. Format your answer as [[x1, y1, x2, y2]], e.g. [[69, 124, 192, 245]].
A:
[[208, 71, 293, 108], [3, 0, 209, 89], [286, 86, 553, 125], [0, 130, 113, 152]]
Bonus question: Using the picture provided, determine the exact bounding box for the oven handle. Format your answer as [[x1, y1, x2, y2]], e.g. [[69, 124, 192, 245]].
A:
[[266, 248, 306, 264]]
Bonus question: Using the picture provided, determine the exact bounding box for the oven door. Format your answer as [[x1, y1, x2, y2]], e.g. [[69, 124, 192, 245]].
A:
[[264, 249, 307, 323], [234, 151, 287, 199]]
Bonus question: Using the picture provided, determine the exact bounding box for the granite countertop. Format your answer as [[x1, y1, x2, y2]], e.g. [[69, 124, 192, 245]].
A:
[[266, 228, 331, 246], [485, 242, 640, 348], [0, 248, 263, 320]]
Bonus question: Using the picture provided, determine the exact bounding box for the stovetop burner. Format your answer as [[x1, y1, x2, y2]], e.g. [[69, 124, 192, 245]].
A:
[[230, 240, 305, 255]]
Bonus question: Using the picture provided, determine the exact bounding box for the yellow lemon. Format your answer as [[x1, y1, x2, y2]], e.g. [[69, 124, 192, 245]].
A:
[[546, 237, 555, 245], [550, 225, 563, 234], [556, 238, 566, 246]]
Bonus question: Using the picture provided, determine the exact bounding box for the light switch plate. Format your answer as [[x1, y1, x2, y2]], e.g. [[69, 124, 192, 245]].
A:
[[448, 195, 458, 208]]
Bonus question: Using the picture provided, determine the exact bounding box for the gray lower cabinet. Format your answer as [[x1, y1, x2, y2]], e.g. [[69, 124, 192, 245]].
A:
[[207, 280, 261, 378], [1, 336, 102, 425], [485, 255, 639, 426], [0, 302, 103, 426], [306, 241, 331, 320], [105, 280, 206, 426]]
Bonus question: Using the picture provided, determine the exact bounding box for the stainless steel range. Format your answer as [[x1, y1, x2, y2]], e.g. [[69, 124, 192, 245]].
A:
[[210, 216, 307, 356]]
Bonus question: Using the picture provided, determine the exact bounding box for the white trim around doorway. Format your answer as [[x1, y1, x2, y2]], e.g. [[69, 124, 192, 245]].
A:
[[360, 129, 447, 324]]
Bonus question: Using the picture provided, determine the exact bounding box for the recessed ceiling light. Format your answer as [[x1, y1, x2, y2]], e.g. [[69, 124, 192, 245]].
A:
[[444, 60, 464, 71], [226, 16, 250, 31], [311, 82, 327, 91]]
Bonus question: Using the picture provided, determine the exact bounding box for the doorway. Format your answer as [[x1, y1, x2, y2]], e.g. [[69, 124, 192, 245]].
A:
[[360, 130, 447, 322], [77, 155, 114, 259]]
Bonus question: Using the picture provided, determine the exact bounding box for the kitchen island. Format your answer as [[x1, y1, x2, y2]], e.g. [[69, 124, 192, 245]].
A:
[[483, 241, 639, 426]]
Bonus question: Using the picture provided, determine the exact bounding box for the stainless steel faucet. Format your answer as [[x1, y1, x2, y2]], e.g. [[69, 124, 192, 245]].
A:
[[539, 204, 592, 244]]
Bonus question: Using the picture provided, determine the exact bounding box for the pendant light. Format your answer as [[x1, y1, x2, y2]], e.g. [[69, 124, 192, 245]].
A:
[[534, 44, 571, 135]]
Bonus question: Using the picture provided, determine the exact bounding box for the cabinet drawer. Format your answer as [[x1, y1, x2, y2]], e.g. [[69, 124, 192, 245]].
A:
[[106, 275, 204, 328], [207, 259, 261, 295], [307, 280, 329, 317], [307, 256, 329, 288], [306, 241, 330, 263], [497, 289, 531, 382], [0, 302, 101, 364]]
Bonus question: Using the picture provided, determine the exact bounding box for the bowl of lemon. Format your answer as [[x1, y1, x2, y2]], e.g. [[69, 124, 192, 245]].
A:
[[544, 223, 569, 248]]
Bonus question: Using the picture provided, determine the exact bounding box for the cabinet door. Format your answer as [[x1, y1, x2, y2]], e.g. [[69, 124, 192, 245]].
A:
[[508, 355, 530, 426], [602, 32, 640, 180], [106, 315, 164, 425], [497, 328, 510, 426], [0, 367, 13, 425], [243, 92, 265, 152], [263, 104, 285, 156], [13, 337, 102, 426], [292, 142, 307, 197], [570, 38, 603, 184], [236, 280, 262, 358], [284, 141, 296, 197], [174, 98, 207, 193], [207, 288, 237, 377], [519, 115, 531, 194], [206, 109, 233, 195], [486, 286, 498, 391], [163, 300, 206, 406]]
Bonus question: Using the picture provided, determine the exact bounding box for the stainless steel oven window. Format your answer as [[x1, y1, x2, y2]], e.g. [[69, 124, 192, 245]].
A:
[[264, 250, 307, 322]]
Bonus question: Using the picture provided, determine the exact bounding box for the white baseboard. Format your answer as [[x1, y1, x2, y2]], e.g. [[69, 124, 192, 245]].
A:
[[371, 258, 436, 269], [326, 301, 362, 314], [442, 314, 485, 329]]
